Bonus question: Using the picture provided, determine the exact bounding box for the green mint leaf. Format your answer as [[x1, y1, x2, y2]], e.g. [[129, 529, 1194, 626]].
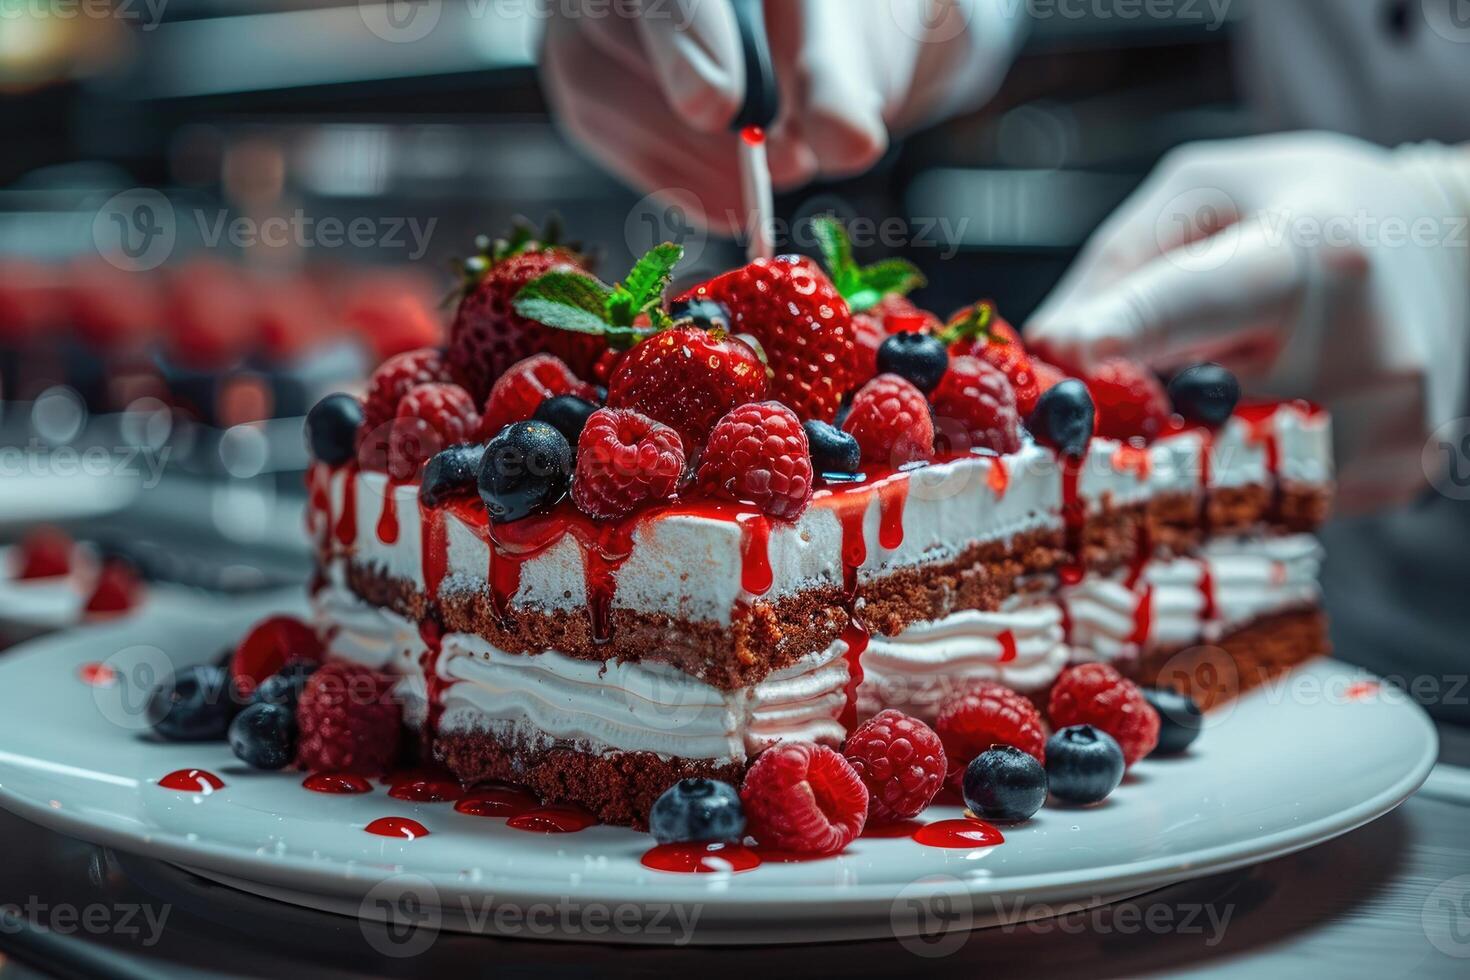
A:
[[845, 287, 883, 313], [514, 272, 614, 335]]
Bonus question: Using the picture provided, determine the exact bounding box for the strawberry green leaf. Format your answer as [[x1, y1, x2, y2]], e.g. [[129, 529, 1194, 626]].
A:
[[514, 272, 615, 336], [937, 302, 999, 346]]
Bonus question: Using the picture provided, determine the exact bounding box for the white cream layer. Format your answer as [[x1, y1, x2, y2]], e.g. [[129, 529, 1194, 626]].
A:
[[313, 573, 847, 763], [856, 592, 1069, 721], [1063, 533, 1324, 663], [309, 402, 1330, 634]]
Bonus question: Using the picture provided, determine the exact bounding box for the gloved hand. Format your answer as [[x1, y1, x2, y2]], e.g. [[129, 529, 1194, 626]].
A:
[[539, 0, 1026, 233], [1026, 132, 1470, 512]]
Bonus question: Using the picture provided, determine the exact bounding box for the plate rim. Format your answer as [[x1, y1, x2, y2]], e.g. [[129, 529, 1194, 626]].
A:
[[0, 601, 1440, 917]]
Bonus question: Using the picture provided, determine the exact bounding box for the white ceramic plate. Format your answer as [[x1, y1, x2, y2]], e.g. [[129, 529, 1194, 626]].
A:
[[0, 595, 1437, 945]]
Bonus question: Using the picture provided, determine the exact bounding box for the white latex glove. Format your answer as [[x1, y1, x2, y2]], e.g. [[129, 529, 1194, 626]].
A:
[[539, 0, 1025, 233], [1026, 132, 1470, 513]]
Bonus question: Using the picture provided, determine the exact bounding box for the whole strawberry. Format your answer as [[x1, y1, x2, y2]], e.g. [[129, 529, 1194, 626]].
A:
[[941, 303, 1043, 417], [697, 401, 814, 519], [1085, 358, 1171, 442], [295, 661, 403, 774], [448, 223, 602, 398], [930, 355, 1022, 456], [607, 326, 768, 453], [676, 255, 856, 422], [571, 408, 685, 519]]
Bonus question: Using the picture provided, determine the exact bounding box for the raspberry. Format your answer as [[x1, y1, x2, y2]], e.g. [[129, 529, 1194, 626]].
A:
[[607, 326, 768, 454], [697, 401, 814, 519], [1085, 359, 1170, 442], [677, 256, 857, 422], [295, 661, 403, 775], [930, 355, 1022, 456], [844, 710, 947, 823], [740, 742, 868, 854], [360, 348, 455, 446], [842, 374, 935, 466], [935, 682, 1047, 787], [231, 615, 323, 697], [385, 382, 481, 481], [1048, 663, 1160, 767], [482, 353, 597, 437], [943, 304, 1043, 416], [571, 408, 685, 519]]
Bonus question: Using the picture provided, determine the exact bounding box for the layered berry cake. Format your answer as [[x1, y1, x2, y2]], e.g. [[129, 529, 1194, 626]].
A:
[[300, 221, 1333, 828]]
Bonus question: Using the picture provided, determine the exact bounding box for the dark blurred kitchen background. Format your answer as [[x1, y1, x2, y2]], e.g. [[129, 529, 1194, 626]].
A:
[[0, 0, 1274, 638]]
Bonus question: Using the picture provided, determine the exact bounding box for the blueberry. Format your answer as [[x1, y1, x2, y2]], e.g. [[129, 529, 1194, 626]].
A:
[[649, 778, 746, 845], [877, 333, 949, 394], [1027, 379, 1095, 457], [1045, 725, 1125, 805], [803, 420, 861, 475], [1167, 363, 1240, 429], [670, 298, 733, 332], [252, 660, 320, 709], [149, 665, 238, 741], [305, 393, 363, 467], [962, 746, 1047, 824], [1144, 687, 1204, 756], [228, 702, 296, 770], [534, 394, 600, 447], [420, 443, 486, 507], [478, 421, 572, 523]]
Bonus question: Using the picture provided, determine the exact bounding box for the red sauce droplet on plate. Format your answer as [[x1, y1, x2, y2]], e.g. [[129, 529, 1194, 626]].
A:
[[77, 662, 116, 686], [303, 772, 372, 795], [912, 817, 1005, 849], [997, 629, 1017, 664], [365, 816, 430, 839], [506, 804, 598, 833], [388, 775, 464, 803], [158, 769, 224, 794], [454, 785, 539, 818], [641, 841, 762, 874]]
